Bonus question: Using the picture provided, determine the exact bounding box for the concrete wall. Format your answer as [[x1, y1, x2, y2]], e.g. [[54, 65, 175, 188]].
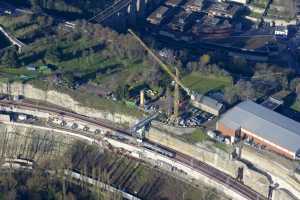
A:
[[217, 121, 296, 159], [0, 82, 139, 126], [146, 127, 270, 196], [106, 136, 252, 200], [242, 146, 300, 198]]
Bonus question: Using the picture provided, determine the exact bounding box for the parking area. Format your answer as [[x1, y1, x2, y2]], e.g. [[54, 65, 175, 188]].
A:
[[178, 107, 215, 127]]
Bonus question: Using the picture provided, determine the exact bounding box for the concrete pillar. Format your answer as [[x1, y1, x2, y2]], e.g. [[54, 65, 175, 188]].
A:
[[128, 0, 137, 25], [140, 90, 145, 108], [136, 0, 146, 16]]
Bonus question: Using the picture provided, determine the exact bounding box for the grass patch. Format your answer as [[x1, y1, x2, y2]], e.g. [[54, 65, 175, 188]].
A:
[[181, 128, 209, 144], [182, 72, 232, 94], [249, 11, 262, 18], [213, 142, 229, 153], [291, 100, 300, 112]]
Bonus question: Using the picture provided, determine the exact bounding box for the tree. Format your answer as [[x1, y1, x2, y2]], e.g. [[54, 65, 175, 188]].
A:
[[61, 72, 75, 89], [236, 80, 256, 100], [45, 46, 62, 63], [199, 54, 210, 68], [115, 85, 129, 100], [290, 78, 300, 100], [224, 86, 239, 105], [1, 46, 19, 67]]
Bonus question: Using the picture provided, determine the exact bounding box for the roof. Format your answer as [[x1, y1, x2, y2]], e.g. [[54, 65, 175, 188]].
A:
[[184, 0, 204, 11], [147, 6, 170, 24], [219, 100, 300, 153], [165, 0, 182, 7], [193, 94, 223, 111]]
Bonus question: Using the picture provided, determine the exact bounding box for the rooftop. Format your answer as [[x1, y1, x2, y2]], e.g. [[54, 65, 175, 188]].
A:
[[184, 0, 205, 12], [192, 94, 224, 111], [219, 100, 300, 153], [165, 0, 183, 7], [207, 2, 242, 18], [147, 6, 170, 24]]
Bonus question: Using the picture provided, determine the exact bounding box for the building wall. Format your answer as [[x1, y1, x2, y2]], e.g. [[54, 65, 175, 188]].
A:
[[192, 101, 220, 116], [217, 122, 296, 159], [216, 122, 238, 136], [241, 129, 295, 160]]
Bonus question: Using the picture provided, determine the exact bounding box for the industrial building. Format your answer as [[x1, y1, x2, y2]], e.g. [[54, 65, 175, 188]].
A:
[[183, 0, 205, 13], [147, 5, 172, 25], [168, 11, 195, 32], [165, 0, 183, 7], [191, 94, 224, 116], [217, 100, 300, 160], [191, 15, 232, 36], [207, 2, 243, 19]]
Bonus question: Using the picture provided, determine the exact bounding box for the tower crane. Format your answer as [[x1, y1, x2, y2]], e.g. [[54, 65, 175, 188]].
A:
[[128, 29, 191, 96], [128, 29, 190, 118]]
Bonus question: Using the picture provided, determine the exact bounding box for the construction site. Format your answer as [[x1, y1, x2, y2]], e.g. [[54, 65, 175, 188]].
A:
[[0, 0, 300, 200]]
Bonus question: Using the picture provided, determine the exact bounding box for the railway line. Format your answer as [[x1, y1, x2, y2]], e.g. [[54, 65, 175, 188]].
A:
[[175, 152, 266, 200], [0, 99, 267, 200]]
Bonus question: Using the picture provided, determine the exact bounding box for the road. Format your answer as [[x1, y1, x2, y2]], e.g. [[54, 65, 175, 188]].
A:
[[0, 99, 267, 200]]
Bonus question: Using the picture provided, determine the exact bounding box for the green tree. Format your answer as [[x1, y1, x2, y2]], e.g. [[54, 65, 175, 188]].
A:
[[115, 85, 129, 100], [291, 78, 300, 100], [1, 46, 19, 67], [62, 73, 75, 89], [199, 54, 210, 68]]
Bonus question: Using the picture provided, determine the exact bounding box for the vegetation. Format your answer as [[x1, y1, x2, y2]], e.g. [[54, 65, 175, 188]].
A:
[[249, 11, 262, 18], [250, 0, 269, 8], [0, 128, 228, 200], [0, 13, 164, 117], [0, 32, 10, 49], [182, 72, 233, 94], [181, 128, 209, 144], [291, 100, 300, 112], [213, 142, 230, 153], [0, 170, 106, 200], [0, 13, 164, 88]]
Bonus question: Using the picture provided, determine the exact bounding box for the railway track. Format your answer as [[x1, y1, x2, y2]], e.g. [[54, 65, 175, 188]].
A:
[[175, 152, 266, 200], [0, 100, 267, 200]]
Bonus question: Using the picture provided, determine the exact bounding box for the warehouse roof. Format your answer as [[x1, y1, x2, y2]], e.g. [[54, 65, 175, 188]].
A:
[[219, 100, 300, 153]]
